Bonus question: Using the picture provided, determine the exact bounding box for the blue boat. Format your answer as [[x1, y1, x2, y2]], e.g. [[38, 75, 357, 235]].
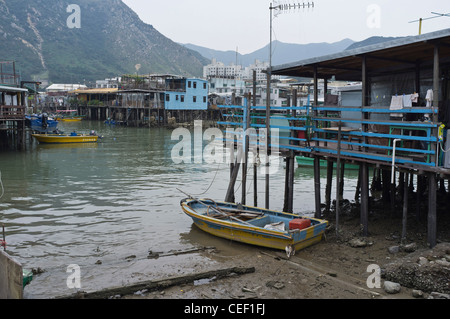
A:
[[25, 114, 59, 133], [104, 119, 116, 125]]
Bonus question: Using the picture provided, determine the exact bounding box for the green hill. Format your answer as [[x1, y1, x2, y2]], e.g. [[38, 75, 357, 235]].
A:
[[0, 0, 209, 85]]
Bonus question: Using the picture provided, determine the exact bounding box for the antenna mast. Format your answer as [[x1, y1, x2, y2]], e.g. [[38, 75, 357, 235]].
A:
[[409, 12, 449, 35], [265, 1, 315, 209]]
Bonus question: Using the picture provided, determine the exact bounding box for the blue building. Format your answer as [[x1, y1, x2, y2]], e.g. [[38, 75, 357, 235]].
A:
[[165, 78, 208, 111]]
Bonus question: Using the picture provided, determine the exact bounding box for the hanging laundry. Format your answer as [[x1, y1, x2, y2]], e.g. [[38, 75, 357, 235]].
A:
[[390, 95, 403, 118], [390, 95, 403, 110], [411, 93, 419, 103], [426, 89, 434, 107], [403, 94, 412, 108]]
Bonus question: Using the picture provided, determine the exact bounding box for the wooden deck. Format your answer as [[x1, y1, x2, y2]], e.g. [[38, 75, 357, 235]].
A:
[[0, 105, 25, 120]]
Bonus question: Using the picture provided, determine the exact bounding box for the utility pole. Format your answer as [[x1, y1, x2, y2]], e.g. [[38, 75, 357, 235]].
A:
[[265, 1, 314, 209]]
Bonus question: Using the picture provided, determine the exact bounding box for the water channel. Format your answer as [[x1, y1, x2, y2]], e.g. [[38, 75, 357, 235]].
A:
[[0, 121, 358, 298]]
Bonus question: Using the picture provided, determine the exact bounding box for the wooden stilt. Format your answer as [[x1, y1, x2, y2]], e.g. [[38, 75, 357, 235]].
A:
[[382, 169, 391, 205], [399, 172, 405, 201], [402, 172, 409, 243], [314, 156, 321, 218], [336, 121, 342, 236], [228, 140, 236, 203], [253, 154, 258, 207], [252, 72, 258, 208], [417, 174, 423, 221], [390, 170, 396, 214], [361, 163, 369, 236], [355, 165, 362, 202], [325, 159, 333, 214], [283, 156, 290, 212], [339, 162, 345, 201], [371, 167, 382, 192], [241, 96, 250, 205], [225, 148, 243, 203], [288, 150, 295, 214], [428, 173, 437, 248]]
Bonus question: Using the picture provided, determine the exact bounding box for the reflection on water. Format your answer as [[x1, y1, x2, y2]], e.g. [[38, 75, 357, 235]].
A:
[[0, 121, 358, 298]]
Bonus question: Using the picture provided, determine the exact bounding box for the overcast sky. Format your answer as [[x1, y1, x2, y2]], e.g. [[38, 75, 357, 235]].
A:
[[123, 0, 450, 55]]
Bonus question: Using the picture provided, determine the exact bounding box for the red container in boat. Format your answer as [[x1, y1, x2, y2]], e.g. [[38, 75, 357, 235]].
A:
[[289, 218, 311, 231]]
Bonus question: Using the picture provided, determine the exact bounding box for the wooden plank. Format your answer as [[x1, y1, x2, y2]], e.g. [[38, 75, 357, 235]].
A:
[[60, 267, 256, 299]]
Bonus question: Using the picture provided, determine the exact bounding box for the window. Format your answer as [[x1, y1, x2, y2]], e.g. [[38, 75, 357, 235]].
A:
[[193, 82, 197, 89], [176, 95, 179, 101], [181, 95, 185, 102], [203, 83, 207, 90], [166, 95, 170, 102], [203, 96, 207, 103], [188, 81, 192, 88], [193, 96, 197, 103]]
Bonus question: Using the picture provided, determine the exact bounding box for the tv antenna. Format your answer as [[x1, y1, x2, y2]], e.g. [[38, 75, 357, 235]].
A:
[[409, 12, 450, 35], [268, 1, 315, 69], [264, 1, 314, 209]]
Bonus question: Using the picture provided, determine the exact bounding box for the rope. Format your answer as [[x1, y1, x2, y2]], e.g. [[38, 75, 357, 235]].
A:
[[190, 162, 222, 196], [439, 141, 450, 153], [0, 170, 4, 200]]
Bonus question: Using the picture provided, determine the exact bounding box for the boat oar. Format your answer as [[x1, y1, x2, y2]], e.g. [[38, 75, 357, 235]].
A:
[[177, 189, 257, 227]]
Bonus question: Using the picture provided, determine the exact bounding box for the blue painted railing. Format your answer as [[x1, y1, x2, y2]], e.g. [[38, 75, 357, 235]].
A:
[[217, 103, 442, 168]]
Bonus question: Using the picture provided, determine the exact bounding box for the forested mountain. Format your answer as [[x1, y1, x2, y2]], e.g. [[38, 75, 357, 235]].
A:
[[0, 0, 209, 85]]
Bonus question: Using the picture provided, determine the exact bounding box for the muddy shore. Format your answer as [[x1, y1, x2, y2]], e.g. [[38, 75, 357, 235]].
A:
[[76, 198, 449, 301]]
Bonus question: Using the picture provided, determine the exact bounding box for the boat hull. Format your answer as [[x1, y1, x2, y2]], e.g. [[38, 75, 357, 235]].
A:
[[61, 118, 83, 122], [25, 115, 58, 133], [181, 199, 328, 252], [32, 134, 98, 144], [296, 156, 360, 170]]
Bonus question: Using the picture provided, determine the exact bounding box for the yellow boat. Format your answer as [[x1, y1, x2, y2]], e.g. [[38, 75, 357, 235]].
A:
[[60, 117, 83, 122], [32, 133, 99, 144], [181, 198, 328, 256]]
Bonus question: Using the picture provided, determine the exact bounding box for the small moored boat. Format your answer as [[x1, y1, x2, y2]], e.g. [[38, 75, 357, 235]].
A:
[[25, 114, 59, 133], [296, 156, 360, 170], [32, 132, 99, 144], [60, 117, 83, 122], [181, 197, 328, 256]]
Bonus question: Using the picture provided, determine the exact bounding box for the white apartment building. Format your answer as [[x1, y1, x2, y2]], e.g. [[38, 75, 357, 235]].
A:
[[242, 60, 281, 82], [95, 77, 121, 89], [203, 59, 281, 82], [203, 59, 242, 79]]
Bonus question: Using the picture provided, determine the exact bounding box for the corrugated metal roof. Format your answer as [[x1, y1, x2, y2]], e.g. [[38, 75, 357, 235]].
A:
[[69, 88, 119, 94], [46, 84, 88, 91], [272, 28, 450, 81], [0, 85, 29, 93]]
